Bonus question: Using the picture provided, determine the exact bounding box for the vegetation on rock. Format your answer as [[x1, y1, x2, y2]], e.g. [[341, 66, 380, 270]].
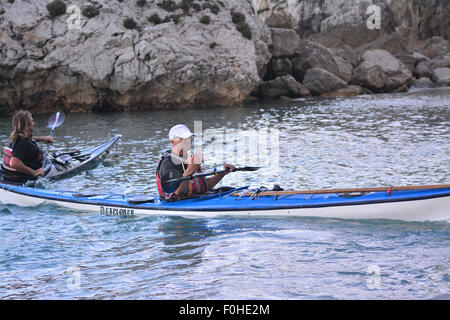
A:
[[231, 11, 252, 40], [47, 0, 67, 19], [123, 18, 138, 30], [200, 15, 211, 25], [82, 5, 100, 18]]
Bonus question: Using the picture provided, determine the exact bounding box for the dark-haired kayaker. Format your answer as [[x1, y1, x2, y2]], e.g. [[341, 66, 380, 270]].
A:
[[156, 124, 235, 200], [3, 110, 54, 178]]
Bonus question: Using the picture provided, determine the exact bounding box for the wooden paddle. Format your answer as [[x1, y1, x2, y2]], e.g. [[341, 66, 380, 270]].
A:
[[231, 184, 450, 197]]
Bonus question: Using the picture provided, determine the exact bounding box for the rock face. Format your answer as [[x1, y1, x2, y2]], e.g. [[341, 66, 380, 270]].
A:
[[253, 0, 450, 48], [0, 0, 272, 114]]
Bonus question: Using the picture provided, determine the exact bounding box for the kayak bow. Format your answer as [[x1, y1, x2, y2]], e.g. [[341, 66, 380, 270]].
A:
[[0, 183, 449, 222]]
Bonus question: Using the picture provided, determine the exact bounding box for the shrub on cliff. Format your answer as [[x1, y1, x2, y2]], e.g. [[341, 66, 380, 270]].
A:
[[231, 11, 245, 24], [171, 14, 182, 25], [149, 13, 162, 24], [82, 5, 100, 18], [136, 0, 146, 7], [200, 15, 211, 25], [236, 22, 252, 40], [158, 0, 178, 12], [123, 18, 138, 30], [203, 3, 220, 14], [47, 0, 67, 18], [230, 11, 252, 40], [179, 0, 193, 12]]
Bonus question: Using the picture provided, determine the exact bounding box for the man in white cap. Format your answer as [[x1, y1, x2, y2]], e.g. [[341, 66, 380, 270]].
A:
[[156, 124, 235, 200]]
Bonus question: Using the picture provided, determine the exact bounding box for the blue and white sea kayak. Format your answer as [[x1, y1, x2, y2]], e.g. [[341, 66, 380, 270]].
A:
[[0, 183, 449, 222]]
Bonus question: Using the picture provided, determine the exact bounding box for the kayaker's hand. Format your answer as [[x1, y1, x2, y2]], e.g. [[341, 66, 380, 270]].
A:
[[224, 163, 236, 174], [33, 168, 45, 177], [42, 136, 54, 144], [185, 150, 202, 175]]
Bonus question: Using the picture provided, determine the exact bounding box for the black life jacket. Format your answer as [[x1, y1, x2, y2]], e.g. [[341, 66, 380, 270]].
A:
[[156, 151, 207, 198]]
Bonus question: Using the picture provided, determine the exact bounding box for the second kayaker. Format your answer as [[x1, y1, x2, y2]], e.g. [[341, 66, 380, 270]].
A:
[[3, 110, 54, 179], [156, 124, 235, 201]]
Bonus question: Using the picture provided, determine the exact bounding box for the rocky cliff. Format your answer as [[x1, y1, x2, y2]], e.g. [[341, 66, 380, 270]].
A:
[[0, 0, 449, 114], [0, 0, 271, 114], [253, 0, 449, 99]]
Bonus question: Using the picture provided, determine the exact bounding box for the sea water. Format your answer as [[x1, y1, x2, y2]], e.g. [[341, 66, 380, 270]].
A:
[[0, 88, 449, 299]]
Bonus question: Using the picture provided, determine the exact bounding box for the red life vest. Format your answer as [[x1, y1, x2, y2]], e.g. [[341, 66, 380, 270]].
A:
[[156, 158, 164, 197], [3, 147, 14, 170]]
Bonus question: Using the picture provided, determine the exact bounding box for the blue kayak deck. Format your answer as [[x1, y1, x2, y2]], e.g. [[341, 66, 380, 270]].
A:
[[2, 183, 450, 211]]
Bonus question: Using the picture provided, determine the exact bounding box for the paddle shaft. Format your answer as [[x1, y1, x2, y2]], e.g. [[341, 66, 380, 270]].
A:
[[46, 113, 60, 152], [163, 166, 259, 184], [231, 184, 450, 197]]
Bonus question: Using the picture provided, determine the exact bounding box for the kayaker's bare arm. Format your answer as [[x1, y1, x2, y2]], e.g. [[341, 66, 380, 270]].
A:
[[34, 136, 54, 144], [10, 157, 44, 177], [173, 153, 199, 197], [206, 164, 235, 189]]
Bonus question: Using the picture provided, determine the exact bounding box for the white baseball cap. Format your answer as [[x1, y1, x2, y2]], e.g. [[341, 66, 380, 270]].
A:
[[169, 124, 194, 140]]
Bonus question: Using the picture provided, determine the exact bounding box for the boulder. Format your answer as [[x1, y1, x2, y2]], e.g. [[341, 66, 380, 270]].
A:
[[431, 54, 450, 69], [258, 74, 310, 100], [328, 45, 358, 66], [395, 54, 418, 73], [432, 68, 450, 86], [303, 68, 347, 96], [270, 28, 300, 57], [397, 52, 431, 73], [357, 33, 409, 57], [414, 54, 450, 79], [410, 77, 435, 90], [352, 65, 386, 92], [291, 41, 339, 82], [332, 54, 353, 83], [322, 85, 364, 98], [351, 49, 412, 92], [418, 37, 450, 60], [414, 61, 433, 79], [265, 11, 293, 29]]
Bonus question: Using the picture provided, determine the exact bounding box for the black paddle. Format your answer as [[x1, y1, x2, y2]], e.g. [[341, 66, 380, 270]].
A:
[[161, 166, 260, 193]]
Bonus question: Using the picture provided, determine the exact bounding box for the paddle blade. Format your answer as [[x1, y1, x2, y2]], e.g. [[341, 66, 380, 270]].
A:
[[47, 112, 65, 129], [236, 166, 261, 172]]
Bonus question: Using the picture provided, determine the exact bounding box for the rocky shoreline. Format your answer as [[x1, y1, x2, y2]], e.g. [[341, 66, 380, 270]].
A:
[[0, 0, 449, 114]]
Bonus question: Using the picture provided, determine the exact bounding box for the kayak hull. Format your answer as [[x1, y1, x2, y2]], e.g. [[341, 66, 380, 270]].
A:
[[0, 184, 449, 222]]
